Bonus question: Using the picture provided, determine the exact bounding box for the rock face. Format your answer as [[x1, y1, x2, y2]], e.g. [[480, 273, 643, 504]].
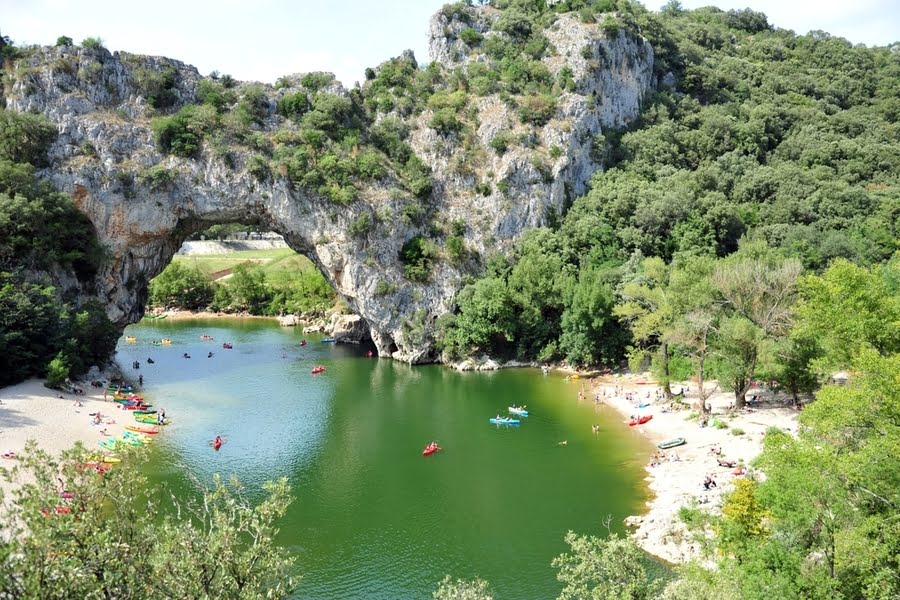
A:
[[3, 7, 653, 364]]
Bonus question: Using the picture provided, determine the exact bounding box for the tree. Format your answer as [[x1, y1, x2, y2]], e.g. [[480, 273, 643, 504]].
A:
[[148, 262, 214, 310], [0, 442, 299, 599], [616, 255, 677, 398], [433, 576, 493, 600], [552, 531, 659, 600], [559, 264, 621, 367], [765, 332, 821, 408], [711, 241, 801, 407], [794, 258, 900, 370], [667, 255, 718, 414]]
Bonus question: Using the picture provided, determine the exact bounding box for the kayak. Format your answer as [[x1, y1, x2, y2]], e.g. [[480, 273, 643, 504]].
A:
[[508, 406, 529, 416], [321, 338, 336, 343], [135, 415, 170, 425], [121, 403, 152, 411], [123, 431, 152, 444], [311, 366, 326, 374], [99, 438, 122, 450], [125, 336, 137, 343], [629, 415, 653, 426], [125, 424, 160, 435], [101, 456, 121, 464], [489, 417, 520, 425], [133, 409, 157, 415], [657, 437, 686, 450], [213, 439, 223, 450], [423, 444, 441, 456]]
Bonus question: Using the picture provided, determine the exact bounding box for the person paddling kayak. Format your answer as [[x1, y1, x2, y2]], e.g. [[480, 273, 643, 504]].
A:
[[212, 435, 223, 450]]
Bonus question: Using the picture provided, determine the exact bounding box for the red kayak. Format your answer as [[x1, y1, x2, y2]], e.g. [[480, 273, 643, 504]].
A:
[[423, 443, 441, 456], [311, 366, 326, 374], [629, 415, 653, 426], [213, 438, 223, 451]]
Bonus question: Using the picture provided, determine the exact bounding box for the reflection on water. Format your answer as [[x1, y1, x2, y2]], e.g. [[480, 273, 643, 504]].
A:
[[121, 318, 651, 599]]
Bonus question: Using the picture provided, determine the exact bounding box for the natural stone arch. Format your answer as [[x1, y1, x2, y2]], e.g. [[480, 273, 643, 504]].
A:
[[5, 7, 655, 363]]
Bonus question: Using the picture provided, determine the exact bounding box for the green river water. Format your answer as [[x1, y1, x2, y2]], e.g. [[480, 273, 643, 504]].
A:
[[118, 318, 653, 599]]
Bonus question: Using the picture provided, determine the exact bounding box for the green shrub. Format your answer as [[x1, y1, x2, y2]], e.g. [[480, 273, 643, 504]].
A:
[[238, 84, 269, 125], [133, 66, 179, 110], [277, 91, 311, 120], [151, 104, 218, 158], [518, 94, 556, 125], [138, 164, 176, 191], [246, 154, 271, 181], [399, 236, 436, 282], [45, 352, 69, 389], [490, 130, 514, 155], [430, 108, 463, 134], [731, 427, 745, 436], [446, 234, 466, 264], [348, 212, 373, 238], [81, 37, 104, 50], [600, 15, 620, 36], [0, 109, 57, 166], [549, 145, 563, 159], [459, 28, 484, 47], [197, 79, 235, 112], [300, 72, 334, 91], [374, 280, 397, 296], [55, 36, 73, 47], [713, 418, 729, 429]]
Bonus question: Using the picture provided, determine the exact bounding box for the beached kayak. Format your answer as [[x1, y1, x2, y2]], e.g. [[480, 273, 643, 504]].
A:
[[489, 417, 520, 425], [657, 437, 685, 449], [125, 424, 160, 435], [133, 409, 157, 415], [628, 415, 653, 426], [135, 415, 171, 425], [508, 406, 529, 416]]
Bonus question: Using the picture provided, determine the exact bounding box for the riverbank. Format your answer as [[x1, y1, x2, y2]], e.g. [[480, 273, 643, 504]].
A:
[[588, 375, 800, 564], [0, 379, 131, 495]]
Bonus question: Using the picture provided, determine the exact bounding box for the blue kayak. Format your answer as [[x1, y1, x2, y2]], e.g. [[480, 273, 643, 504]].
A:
[[489, 417, 520, 425], [508, 406, 529, 416], [321, 338, 336, 343]]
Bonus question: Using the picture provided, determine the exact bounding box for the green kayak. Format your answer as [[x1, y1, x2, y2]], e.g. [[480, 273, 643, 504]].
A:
[[657, 437, 686, 450]]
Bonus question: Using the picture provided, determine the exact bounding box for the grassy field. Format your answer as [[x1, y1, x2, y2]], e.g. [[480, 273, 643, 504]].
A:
[[172, 248, 319, 279]]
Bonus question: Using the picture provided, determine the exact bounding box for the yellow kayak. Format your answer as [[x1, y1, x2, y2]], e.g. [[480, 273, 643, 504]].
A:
[[125, 336, 137, 343]]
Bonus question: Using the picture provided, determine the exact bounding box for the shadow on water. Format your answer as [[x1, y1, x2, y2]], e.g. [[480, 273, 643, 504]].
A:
[[127, 319, 654, 600]]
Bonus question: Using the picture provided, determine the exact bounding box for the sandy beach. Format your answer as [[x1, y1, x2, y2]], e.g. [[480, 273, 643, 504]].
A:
[[0, 379, 135, 495], [586, 374, 800, 564]]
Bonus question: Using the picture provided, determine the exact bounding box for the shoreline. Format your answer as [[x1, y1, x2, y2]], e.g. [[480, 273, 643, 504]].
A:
[[0, 378, 142, 496], [586, 374, 800, 564]]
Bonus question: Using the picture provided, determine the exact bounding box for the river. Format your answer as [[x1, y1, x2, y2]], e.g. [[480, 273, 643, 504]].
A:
[[118, 318, 652, 599]]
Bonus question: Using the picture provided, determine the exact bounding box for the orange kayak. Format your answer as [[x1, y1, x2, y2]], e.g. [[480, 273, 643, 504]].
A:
[[125, 424, 160, 435]]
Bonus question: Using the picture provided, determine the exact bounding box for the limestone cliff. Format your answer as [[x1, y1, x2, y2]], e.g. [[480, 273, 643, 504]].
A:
[[3, 6, 654, 363]]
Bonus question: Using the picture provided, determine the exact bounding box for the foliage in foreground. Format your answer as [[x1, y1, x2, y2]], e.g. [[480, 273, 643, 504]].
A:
[[0, 442, 298, 599]]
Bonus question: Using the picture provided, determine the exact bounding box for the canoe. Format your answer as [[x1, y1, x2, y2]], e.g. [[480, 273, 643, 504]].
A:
[[629, 415, 653, 426], [508, 406, 529, 416], [133, 409, 157, 415], [657, 437, 686, 450], [101, 456, 121, 464], [136, 415, 170, 425], [161, 339, 172, 345], [125, 424, 160, 435], [125, 336, 137, 343], [489, 417, 520, 425], [423, 444, 441, 456]]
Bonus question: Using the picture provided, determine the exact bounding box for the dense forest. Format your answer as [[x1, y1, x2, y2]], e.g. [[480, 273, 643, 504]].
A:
[[437, 0, 899, 371]]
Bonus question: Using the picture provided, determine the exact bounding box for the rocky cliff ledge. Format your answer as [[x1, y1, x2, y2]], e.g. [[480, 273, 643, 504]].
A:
[[3, 6, 654, 363]]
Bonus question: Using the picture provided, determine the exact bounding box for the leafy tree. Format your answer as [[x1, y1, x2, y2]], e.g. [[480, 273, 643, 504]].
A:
[[794, 258, 900, 370], [559, 264, 620, 366], [552, 531, 660, 600], [616, 256, 677, 398], [214, 263, 271, 314], [0, 442, 299, 599], [148, 262, 214, 310], [433, 576, 493, 600], [0, 274, 64, 386]]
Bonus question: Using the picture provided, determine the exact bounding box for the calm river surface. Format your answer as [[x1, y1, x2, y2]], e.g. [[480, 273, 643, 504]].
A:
[[118, 318, 652, 599]]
